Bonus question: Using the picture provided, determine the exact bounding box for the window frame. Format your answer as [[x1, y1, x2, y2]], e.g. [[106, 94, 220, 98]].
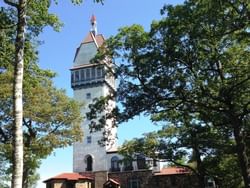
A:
[[75, 70, 79, 82], [128, 178, 140, 188], [87, 136, 92, 144], [80, 69, 85, 81], [86, 68, 91, 80], [86, 93, 91, 99]]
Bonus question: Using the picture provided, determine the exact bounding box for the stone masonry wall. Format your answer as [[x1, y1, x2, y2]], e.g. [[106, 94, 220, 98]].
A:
[[109, 170, 153, 188], [108, 170, 199, 188], [95, 171, 108, 188]]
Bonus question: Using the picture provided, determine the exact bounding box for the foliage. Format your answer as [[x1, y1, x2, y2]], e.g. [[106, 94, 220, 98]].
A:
[[88, 0, 250, 187], [0, 151, 10, 188], [0, 1, 85, 187], [0, 52, 83, 187]]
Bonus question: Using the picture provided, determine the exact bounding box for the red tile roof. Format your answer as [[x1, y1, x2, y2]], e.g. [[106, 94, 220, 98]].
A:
[[154, 167, 190, 176], [109, 178, 120, 185], [104, 178, 120, 186], [82, 32, 105, 47], [43, 173, 93, 182], [82, 32, 94, 44], [95, 34, 105, 47], [79, 172, 95, 179]]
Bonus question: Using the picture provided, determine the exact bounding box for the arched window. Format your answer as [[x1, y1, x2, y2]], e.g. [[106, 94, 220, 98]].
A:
[[111, 156, 120, 172], [85, 155, 93, 171], [123, 159, 133, 171], [137, 154, 146, 170]]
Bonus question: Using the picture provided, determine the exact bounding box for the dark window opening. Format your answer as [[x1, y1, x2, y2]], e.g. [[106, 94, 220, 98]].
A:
[[75, 70, 79, 81], [86, 68, 90, 80], [123, 160, 133, 171], [71, 72, 74, 83], [97, 67, 104, 78], [86, 93, 91, 99], [86, 155, 93, 171], [91, 68, 96, 79], [87, 136, 92, 144], [81, 69, 85, 81], [137, 154, 146, 169], [153, 159, 157, 167], [110, 156, 120, 172], [66, 181, 75, 188]]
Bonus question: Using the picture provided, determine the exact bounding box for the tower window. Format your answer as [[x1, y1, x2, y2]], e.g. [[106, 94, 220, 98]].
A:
[[87, 136, 92, 144], [71, 72, 74, 83], [81, 69, 85, 81], [86, 68, 90, 80], [91, 67, 96, 79], [97, 67, 103, 78], [86, 93, 91, 99], [75, 70, 79, 81]]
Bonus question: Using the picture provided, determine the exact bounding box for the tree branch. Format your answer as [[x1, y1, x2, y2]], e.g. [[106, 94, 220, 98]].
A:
[[3, 0, 18, 8], [0, 127, 9, 143], [0, 23, 17, 30], [23, 118, 36, 138]]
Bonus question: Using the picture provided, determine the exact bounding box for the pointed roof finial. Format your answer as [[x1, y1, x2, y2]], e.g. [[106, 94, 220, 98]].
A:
[[90, 14, 97, 36], [91, 15, 96, 23]]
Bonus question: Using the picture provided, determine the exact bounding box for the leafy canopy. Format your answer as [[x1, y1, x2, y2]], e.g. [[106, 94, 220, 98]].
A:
[[88, 0, 250, 187]]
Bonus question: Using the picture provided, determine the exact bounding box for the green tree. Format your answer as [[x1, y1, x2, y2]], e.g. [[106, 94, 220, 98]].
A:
[[0, 45, 83, 187], [0, 6, 82, 185], [119, 121, 242, 187], [1, 0, 104, 187], [88, 0, 250, 187]]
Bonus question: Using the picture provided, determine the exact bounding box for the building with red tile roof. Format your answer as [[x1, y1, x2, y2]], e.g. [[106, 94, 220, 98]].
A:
[[154, 167, 190, 176], [43, 15, 205, 188], [43, 172, 93, 182], [43, 172, 93, 188]]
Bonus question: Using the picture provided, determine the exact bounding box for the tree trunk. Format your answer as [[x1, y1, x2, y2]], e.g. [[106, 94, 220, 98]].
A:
[[22, 165, 29, 188], [11, 0, 27, 188], [193, 142, 206, 188], [233, 119, 250, 188]]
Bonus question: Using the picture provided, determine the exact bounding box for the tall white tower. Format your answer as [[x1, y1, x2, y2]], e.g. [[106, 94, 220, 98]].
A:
[[71, 15, 117, 173]]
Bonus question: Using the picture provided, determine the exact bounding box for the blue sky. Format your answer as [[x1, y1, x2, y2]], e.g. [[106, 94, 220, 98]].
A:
[[36, 0, 184, 187]]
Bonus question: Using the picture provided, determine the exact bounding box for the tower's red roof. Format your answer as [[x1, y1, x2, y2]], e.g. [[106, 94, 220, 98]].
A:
[[43, 173, 93, 182], [82, 32, 104, 47], [154, 167, 190, 176]]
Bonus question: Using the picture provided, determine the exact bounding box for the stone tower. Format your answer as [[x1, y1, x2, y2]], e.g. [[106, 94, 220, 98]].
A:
[[71, 15, 117, 173]]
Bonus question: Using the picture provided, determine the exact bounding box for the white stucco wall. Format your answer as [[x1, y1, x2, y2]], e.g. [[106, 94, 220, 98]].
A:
[[72, 39, 117, 173]]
